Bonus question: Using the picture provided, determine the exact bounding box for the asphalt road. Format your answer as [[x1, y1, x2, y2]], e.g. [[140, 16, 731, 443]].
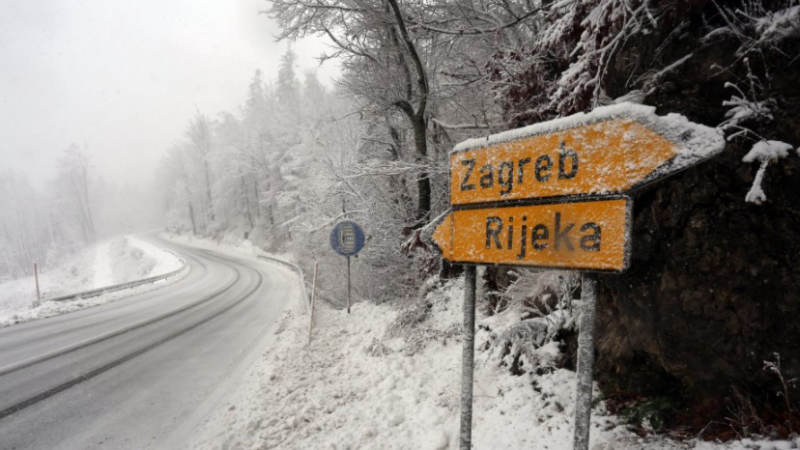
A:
[[0, 235, 296, 450]]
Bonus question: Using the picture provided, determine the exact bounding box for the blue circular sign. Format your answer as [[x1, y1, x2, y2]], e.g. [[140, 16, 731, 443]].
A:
[[330, 221, 366, 256]]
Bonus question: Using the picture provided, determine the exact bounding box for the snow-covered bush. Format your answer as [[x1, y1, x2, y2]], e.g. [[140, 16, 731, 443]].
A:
[[472, 269, 579, 377], [384, 277, 463, 355]]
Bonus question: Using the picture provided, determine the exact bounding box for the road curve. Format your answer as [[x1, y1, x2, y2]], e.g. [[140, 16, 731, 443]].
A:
[[0, 235, 296, 450]]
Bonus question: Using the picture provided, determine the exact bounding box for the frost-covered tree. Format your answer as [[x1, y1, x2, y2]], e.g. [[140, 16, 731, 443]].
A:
[[269, 0, 437, 223], [55, 143, 96, 245], [277, 47, 300, 108], [0, 172, 53, 277], [185, 112, 216, 226]]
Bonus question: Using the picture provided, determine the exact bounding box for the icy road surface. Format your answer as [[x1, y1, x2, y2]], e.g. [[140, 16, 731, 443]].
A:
[[0, 234, 296, 450]]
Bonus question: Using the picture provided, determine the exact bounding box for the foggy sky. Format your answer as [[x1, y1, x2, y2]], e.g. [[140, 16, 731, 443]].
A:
[[0, 0, 338, 188]]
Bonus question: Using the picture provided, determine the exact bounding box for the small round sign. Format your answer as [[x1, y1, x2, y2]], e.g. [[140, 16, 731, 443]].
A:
[[330, 221, 365, 256]]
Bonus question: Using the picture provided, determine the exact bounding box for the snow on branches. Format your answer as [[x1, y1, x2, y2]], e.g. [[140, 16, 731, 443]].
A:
[[718, 56, 798, 204], [708, 1, 800, 56], [742, 140, 797, 204], [546, 0, 656, 114]]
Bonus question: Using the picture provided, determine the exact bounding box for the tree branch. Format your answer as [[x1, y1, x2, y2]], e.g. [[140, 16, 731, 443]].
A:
[[385, 0, 429, 117], [406, 7, 542, 36]]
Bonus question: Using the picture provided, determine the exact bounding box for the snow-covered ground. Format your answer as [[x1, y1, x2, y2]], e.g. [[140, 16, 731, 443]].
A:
[[189, 277, 799, 450], [0, 235, 185, 327]]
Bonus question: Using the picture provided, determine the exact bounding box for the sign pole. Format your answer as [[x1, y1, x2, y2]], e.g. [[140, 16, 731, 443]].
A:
[[346, 256, 351, 314], [573, 272, 598, 450], [421, 103, 724, 450], [34, 263, 41, 302], [308, 262, 319, 346], [459, 265, 477, 450], [330, 219, 365, 312]]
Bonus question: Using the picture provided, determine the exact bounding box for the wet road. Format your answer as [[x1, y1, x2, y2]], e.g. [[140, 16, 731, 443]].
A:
[[0, 235, 295, 450]]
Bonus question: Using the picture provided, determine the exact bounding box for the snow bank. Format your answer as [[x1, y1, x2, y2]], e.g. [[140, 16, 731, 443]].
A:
[[188, 278, 798, 450], [190, 299, 462, 450], [127, 235, 184, 276], [0, 235, 188, 328]]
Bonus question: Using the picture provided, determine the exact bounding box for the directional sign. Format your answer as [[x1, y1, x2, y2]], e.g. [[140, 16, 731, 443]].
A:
[[330, 221, 366, 256], [428, 197, 631, 272], [438, 104, 727, 450], [450, 103, 725, 206]]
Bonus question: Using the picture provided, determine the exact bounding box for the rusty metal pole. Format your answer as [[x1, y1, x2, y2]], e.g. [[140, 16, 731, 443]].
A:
[[573, 272, 598, 450], [459, 265, 477, 450]]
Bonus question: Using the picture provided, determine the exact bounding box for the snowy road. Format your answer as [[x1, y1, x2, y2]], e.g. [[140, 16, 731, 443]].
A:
[[0, 235, 295, 450]]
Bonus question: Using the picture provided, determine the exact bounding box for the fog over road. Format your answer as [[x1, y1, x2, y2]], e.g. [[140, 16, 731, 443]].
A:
[[0, 235, 295, 450]]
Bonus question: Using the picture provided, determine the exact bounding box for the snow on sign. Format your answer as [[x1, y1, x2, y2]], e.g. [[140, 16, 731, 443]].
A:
[[426, 103, 725, 273], [440, 105, 725, 450], [330, 221, 365, 257], [450, 103, 725, 206], [430, 197, 631, 272]]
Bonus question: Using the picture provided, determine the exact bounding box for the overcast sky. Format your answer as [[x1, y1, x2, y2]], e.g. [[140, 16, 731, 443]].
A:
[[0, 0, 338, 188]]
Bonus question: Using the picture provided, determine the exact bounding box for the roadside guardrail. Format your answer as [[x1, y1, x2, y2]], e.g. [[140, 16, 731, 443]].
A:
[[48, 249, 187, 303]]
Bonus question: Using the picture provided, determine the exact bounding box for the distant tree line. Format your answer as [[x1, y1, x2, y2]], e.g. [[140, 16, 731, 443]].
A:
[[0, 144, 160, 278]]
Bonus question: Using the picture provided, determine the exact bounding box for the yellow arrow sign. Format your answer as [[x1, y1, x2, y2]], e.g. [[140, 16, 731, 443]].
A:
[[450, 104, 724, 206], [429, 197, 631, 272]]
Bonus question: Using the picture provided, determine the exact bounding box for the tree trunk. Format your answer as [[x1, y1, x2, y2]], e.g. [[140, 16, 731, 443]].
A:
[[252, 175, 261, 221], [239, 170, 254, 230], [184, 183, 197, 236], [204, 160, 214, 223], [412, 115, 431, 224], [81, 169, 95, 242]]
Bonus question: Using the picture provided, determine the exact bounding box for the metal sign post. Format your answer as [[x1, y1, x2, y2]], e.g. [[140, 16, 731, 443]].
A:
[[422, 103, 725, 450], [330, 220, 365, 313], [34, 263, 40, 302], [459, 265, 477, 450], [573, 273, 597, 450], [347, 256, 351, 313], [308, 262, 319, 346]]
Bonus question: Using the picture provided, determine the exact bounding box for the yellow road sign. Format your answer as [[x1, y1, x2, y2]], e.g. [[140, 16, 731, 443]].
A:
[[429, 197, 631, 272], [450, 104, 725, 206]]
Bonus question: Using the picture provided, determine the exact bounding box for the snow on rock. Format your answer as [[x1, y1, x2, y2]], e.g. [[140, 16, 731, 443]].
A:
[[187, 278, 798, 450]]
